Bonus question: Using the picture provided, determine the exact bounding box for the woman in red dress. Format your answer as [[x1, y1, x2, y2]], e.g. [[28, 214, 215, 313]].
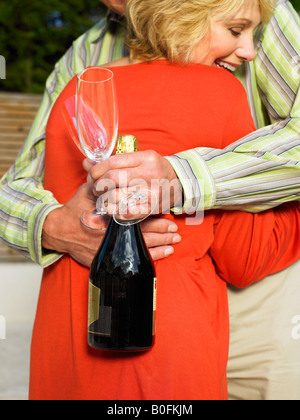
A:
[[29, 0, 296, 400]]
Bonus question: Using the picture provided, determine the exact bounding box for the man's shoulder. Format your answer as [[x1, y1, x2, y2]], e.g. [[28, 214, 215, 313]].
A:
[[72, 17, 108, 48]]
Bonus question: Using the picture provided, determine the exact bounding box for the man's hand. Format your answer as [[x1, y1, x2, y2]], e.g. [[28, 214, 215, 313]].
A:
[[42, 183, 181, 267], [42, 184, 103, 268], [84, 150, 183, 215]]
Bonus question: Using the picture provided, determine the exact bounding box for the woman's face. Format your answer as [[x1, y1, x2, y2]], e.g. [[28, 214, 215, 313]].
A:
[[195, 0, 262, 71]]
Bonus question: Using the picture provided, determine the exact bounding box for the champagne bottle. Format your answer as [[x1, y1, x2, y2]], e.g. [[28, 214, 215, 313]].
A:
[[88, 135, 157, 351]]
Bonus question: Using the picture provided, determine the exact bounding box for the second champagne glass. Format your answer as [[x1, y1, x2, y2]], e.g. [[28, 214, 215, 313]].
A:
[[76, 66, 119, 230]]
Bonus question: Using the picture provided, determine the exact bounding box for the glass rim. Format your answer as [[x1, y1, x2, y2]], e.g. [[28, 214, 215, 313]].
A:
[[77, 66, 114, 84]]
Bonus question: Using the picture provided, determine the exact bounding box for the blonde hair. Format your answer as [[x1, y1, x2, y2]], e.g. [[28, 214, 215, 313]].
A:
[[126, 0, 276, 63]]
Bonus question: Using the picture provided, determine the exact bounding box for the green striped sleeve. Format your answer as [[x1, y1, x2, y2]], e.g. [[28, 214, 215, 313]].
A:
[[0, 16, 126, 267]]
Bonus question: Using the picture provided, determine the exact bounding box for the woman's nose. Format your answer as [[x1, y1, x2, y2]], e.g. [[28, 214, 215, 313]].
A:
[[236, 38, 256, 62]]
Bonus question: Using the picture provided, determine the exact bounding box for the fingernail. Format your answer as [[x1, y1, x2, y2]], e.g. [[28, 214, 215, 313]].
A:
[[164, 247, 174, 257], [172, 234, 181, 244], [168, 224, 178, 233]]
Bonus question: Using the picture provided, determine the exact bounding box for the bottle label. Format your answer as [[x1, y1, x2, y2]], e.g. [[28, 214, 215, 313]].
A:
[[88, 281, 112, 336], [88, 282, 100, 328], [153, 277, 157, 336], [88, 278, 157, 337]]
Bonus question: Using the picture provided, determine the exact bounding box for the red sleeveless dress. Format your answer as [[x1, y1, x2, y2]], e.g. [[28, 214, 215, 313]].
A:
[[29, 61, 260, 400]]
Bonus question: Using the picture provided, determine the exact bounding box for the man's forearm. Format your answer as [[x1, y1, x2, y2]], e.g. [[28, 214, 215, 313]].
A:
[[0, 175, 63, 266], [168, 116, 300, 213]]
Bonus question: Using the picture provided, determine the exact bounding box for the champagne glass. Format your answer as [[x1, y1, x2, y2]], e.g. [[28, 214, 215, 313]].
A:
[[62, 94, 82, 153], [63, 67, 118, 230], [63, 70, 158, 230]]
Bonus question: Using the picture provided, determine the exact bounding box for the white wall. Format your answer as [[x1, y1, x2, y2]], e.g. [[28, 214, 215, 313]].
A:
[[0, 263, 42, 323], [0, 263, 42, 400]]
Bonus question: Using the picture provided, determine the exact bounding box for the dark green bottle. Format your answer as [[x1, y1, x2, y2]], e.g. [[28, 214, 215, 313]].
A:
[[88, 135, 157, 351]]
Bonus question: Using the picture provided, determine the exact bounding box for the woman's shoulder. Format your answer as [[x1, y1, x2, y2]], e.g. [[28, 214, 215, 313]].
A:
[[104, 59, 244, 88], [189, 63, 246, 93], [147, 61, 246, 95]]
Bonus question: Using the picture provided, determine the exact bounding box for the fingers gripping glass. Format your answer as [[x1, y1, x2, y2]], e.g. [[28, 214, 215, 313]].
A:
[[112, 189, 158, 226]]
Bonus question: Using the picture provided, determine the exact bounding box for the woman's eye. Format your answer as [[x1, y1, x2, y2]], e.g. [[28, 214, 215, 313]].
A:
[[230, 28, 242, 37]]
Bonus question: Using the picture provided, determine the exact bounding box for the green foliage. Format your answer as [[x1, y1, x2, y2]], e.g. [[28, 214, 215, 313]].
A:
[[291, 0, 300, 11], [0, 0, 106, 93]]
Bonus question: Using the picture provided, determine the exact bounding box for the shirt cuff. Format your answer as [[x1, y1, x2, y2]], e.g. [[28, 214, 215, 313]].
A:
[[166, 151, 216, 213], [27, 202, 64, 268]]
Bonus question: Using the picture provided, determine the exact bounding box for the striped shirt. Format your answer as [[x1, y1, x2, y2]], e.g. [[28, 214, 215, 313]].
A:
[[0, 1, 299, 267], [168, 0, 300, 214]]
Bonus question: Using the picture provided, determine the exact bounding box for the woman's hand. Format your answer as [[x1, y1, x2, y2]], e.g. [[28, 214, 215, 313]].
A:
[[83, 150, 183, 215]]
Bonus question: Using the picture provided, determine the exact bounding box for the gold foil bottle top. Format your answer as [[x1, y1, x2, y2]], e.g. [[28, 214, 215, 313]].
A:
[[116, 135, 138, 154]]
